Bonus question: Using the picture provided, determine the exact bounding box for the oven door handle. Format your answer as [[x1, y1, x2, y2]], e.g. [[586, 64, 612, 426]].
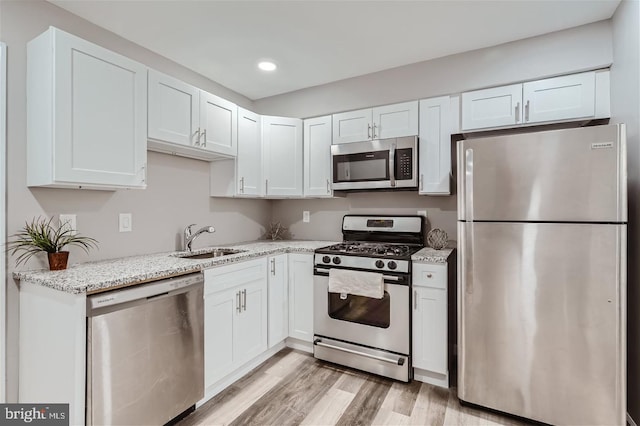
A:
[[314, 339, 405, 366], [315, 267, 400, 281]]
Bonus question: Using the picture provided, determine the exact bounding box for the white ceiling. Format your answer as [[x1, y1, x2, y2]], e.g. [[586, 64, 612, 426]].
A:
[[49, 0, 621, 100]]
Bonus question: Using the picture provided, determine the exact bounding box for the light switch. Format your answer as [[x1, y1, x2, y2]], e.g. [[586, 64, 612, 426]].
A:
[[119, 213, 132, 232], [303, 211, 310, 223], [59, 214, 76, 235]]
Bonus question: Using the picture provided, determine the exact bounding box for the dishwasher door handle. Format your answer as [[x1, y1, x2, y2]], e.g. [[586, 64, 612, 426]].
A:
[[87, 273, 203, 314]]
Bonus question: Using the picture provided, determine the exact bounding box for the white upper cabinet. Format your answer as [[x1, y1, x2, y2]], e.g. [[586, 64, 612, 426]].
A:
[[332, 101, 418, 144], [200, 91, 238, 157], [148, 70, 199, 148], [303, 116, 333, 198], [522, 72, 595, 124], [419, 96, 451, 195], [372, 101, 419, 140], [27, 27, 147, 190], [236, 108, 263, 197], [461, 84, 523, 131], [148, 70, 238, 161], [461, 71, 606, 132], [262, 116, 303, 197]]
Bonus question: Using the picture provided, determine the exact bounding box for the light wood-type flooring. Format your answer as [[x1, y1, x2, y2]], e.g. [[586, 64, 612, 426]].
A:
[[178, 348, 533, 426]]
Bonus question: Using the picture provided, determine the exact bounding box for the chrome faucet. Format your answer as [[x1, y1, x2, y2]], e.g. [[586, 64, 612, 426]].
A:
[[184, 224, 215, 252]]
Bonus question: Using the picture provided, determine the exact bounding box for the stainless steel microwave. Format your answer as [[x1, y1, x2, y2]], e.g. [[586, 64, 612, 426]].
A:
[[330, 136, 418, 191]]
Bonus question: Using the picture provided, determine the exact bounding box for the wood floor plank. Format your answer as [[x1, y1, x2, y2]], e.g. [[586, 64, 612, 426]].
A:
[[335, 376, 393, 426], [333, 368, 368, 394], [229, 357, 342, 426], [180, 348, 536, 426], [300, 386, 355, 425], [408, 384, 448, 426]]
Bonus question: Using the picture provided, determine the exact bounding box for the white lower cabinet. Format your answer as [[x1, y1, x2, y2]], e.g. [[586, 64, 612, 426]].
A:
[[412, 262, 449, 388], [203, 258, 268, 390], [288, 253, 314, 342], [268, 254, 289, 347]]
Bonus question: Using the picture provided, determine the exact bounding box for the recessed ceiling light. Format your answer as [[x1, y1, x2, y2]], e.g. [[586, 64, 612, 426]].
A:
[[258, 61, 277, 72]]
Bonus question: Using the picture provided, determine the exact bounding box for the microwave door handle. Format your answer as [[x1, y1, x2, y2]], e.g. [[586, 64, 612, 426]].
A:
[[389, 142, 396, 187]]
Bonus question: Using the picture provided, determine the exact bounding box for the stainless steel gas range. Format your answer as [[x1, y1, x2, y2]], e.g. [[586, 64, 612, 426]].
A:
[[313, 215, 425, 382]]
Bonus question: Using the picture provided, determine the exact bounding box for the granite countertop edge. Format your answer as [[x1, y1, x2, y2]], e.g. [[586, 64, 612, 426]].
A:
[[13, 240, 338, 295]]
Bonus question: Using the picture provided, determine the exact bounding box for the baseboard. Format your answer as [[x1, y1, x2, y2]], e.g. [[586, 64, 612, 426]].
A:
[[285, 337, 313, 354], [413, 367, 449, 388], [198, 341, 286, 408], [628, 412, 637, 426]]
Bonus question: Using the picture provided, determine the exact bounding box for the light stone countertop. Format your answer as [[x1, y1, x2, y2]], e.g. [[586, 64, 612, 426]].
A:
[[13, 240, 337, 295], [412, 242, 456, 264]]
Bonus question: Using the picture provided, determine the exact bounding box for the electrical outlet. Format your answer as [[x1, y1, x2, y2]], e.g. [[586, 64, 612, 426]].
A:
[[303, 211, 310, 223], [417, 210, 427, 218], [59, 214, 76, 235], [119, 213, 132, 232]]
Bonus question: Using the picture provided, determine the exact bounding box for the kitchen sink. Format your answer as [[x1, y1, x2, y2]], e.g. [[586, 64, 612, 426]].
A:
[[176, 248, 245, 260]]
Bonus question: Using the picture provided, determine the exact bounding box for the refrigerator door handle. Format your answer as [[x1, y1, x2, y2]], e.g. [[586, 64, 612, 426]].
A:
[[465, 148, 474, 221]]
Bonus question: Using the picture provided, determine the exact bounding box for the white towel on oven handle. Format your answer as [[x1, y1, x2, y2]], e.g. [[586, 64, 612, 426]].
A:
[[328, 268, 384, 299]]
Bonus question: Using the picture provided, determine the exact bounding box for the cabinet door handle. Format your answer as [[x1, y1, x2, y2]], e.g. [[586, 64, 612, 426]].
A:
[[240, 177, 245, 193], [367, 123, 372, 139], [515, 102, 521, 123], [271, 258, 276, 275], [326, 179, 330, 193], [419, 174, 424, 191], [236, 291, 241, 313], [265, 179, 269, 195], [242, 289, 247, 311], [194, 128, 201, 146], [140, 164, 146, 184], [525, 100, 530, 122], [414, 290, 417, 310], [373, 123, 378, 139], [202, 129, 207, 147]]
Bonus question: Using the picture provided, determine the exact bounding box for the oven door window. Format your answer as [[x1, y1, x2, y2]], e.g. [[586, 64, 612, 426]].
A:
[[328, 292, 390, 328], [333, 151, 389, 183]]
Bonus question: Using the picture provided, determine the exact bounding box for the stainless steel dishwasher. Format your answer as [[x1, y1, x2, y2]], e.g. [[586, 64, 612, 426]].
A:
[[86, 273, 204, 425]]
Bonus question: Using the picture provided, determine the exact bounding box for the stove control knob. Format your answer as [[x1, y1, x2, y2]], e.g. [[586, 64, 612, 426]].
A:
[[387, 261, 397, 270], [332, 257, 341, 265], [322, 256, 331, 264], [375, 260, 385, 269]]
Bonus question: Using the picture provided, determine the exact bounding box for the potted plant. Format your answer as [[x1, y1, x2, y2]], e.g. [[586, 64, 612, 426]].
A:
[[7, 216, 98, 270]]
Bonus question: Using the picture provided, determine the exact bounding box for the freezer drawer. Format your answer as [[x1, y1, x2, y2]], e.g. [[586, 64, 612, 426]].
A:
[[458, 221, 626, 426], [457, 124, 627, 223]]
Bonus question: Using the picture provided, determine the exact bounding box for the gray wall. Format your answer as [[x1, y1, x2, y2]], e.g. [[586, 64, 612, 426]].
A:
[[268, 21, 613, 243], [611, 0, 640, 421], [0, 0, 272, 401], [254, 20, 613, 119]]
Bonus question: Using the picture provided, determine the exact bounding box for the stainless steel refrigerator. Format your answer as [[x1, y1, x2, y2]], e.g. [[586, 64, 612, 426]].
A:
[[457, 124, 627, 426]]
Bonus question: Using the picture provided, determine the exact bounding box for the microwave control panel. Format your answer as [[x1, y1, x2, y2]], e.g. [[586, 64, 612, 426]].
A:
[[396, 148, 413, 179]]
